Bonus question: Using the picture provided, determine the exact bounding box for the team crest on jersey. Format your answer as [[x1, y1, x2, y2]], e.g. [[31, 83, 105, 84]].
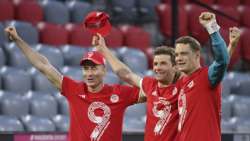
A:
[[187, 80, 194, 89], [110, 94, 119, 103], [152, 90, 157, 96], [172, 87, 178, 96], [178, 89, 187, 131]]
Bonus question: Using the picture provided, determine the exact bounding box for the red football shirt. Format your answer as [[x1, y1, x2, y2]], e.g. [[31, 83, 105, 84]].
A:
[[176, 67, 221, 141], [141, 76, 180, 141], [61, 76, 140, 141]]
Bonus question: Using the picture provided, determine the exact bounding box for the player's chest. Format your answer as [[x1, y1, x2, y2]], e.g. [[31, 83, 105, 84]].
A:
[[147, 96, 178, 116], [147, 85, 178, 98], [179, 74, 209, 97], [147, 88, 179, 114], [177, 76, 211, 111], [72, 92, 126, 115]]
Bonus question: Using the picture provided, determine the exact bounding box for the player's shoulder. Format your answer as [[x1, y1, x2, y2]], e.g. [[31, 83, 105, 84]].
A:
[[143, 76, 156, 81], [103, 83, 124, 93], [63, 76, 82, 84], [104, 84, 138, 98], [202, 66, 209, 72], [199, 67, 209, 78], [63, 76, 86, 88], [61, 76, 86, 97], [178, 67, 208, 84], [190, 66, 208, 78], [194, 67, 208, 75], [142, 76, 157, 85], [109, 83, 136, 90]]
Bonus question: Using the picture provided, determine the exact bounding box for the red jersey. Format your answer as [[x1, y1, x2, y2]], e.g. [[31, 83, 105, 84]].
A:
[[141, 76, 180, 141], [177, 67, 221, 141], [61, 76, 139, 141]]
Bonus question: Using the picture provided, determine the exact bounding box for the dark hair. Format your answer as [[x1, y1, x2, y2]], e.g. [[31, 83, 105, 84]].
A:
[[175, 36, 201, 52], [154, 46, 176, 65]]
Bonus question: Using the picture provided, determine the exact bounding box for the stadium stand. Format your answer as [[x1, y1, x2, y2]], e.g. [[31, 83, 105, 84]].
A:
[[0, 23, 8, 45], [52, 114, 69, 132], [3, 43, 32, 69], [156, 3, 188, 38], [0, 116, 24, 132], [65, 23, 92, 47], [40, 0, 69, 25], [117, 47, 148, 73], [38, 22, 68, 46], [21, 115, 56, 132], [0, 0, 14, 22], [5, 20, 39, 44], [0, 91, 29, 117], [0, 47, 6, 68], [15, 0, 43, 25], [66, 1, 92, 24], [1, 67, 32, 93], [60, 44, 88, 66], [0, 1, 249, 141], [105, 27, 123, 48]]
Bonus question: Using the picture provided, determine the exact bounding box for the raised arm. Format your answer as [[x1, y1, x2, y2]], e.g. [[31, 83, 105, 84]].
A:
[[93, 34, 142, 87], [92, 34, 146, 102], [227, 27, 241, 57], [199, 12, 229, 87], [5, 26, 63, 91]]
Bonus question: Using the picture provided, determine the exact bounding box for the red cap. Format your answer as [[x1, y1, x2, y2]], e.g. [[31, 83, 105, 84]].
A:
[[83, 11, 112, 37], [80, 51, 106, 66]]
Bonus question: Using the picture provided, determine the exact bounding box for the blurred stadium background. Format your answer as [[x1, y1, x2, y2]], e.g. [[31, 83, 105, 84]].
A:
[[0, 0, 250, 141]]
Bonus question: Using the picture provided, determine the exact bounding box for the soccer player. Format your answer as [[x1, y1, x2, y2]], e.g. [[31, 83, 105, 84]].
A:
[[92, 34, 184, 141], [92, 14, 241, 141], [4, 26, 142, 141], [92, 18, 241, 141], [174, 12, 230, 141]]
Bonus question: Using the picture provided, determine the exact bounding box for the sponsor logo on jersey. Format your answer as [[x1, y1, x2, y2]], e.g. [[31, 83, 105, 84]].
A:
[[78, 94, 86, 99]]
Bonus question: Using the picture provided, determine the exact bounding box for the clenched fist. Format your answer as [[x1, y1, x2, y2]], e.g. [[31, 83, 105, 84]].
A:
[[229, 27, 241, 47], [199, 12, 216, 27], [4, 26, 20, 41], [199, 12, 220, 34]]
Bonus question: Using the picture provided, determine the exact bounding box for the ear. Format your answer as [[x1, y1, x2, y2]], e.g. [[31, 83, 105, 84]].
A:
[[195, 51, 200, 60], [81, 67, 85, 75], [102, 65, 107, 76]]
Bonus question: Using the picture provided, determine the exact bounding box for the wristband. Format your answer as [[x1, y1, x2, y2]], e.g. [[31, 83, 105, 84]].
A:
[[204, 19, 220, 35]]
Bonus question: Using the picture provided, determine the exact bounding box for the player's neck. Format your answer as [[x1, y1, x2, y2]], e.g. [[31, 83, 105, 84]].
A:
[[88, 83, 104, 93], [158, 82, 169, 88], [186, 64, 201, 75]]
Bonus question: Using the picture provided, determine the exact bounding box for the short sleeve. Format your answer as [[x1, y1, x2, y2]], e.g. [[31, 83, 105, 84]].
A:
[[140, 76, 155, 97], [118, 85, 140, 106], [61, 76, 79, 99]]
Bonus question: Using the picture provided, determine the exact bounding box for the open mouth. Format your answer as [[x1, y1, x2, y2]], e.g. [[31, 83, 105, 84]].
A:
[[87, 78, 95, 82], [177, 62, 186, 66], [155, 71, 165, 77]]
